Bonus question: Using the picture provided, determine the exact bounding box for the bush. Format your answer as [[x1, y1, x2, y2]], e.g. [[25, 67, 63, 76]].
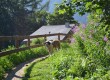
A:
[[31, 38, 44, 45], [0, 65, 5, 80]]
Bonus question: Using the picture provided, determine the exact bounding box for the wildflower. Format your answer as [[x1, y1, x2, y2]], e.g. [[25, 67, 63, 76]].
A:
[[82, 24, 86, 29], [80, 34, 85, 40], [103, 36, 108, 42], [71, 27, 75, 32], [80, 33, 84, 37], [90, 30, 94, 33], [88, 34, 92, 39], [81, 36, 85, 40], [70, 38, 75, 43], [71, 26, 80, 33], [90, 21, 94, 24], [96, 42, 99, 46]]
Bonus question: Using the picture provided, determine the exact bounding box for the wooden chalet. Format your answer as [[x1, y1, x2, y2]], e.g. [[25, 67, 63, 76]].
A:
[[24, 24, 74, 42]]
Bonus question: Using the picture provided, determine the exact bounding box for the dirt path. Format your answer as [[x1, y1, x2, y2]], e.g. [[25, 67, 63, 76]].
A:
[[5, 55, 49, 80]]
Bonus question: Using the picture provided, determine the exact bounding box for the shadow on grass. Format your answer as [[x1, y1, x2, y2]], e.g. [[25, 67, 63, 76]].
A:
[[23, 56, 49, 80], [5, 54, 49, 80]]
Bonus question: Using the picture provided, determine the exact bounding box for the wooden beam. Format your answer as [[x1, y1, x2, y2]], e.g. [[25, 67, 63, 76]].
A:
[[0, 44, 44, 57], [27, 36, 30, 47], [44, 34, 47, 41], [0, 33, 67, 41], [15, 36, 19, 48], [58, 33, 60, 41]]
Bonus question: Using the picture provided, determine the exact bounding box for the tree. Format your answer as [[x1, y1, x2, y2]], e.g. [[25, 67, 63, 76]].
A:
[[0, 0, 50, 50], [59, 0, 110, 37], [60, 0, 110, 25], [0, 0, 50, 36], [46, 3, 78, 25]]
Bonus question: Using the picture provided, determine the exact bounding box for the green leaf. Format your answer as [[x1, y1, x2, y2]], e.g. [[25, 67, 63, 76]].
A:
[[96, 9, 103, 14], [58, 9, 66, 14], [72, 0, 77, 3], [86, 2, 92, 9]]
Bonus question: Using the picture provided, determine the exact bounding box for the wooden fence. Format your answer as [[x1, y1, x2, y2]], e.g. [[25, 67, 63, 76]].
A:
[[0, 33, 67, 57]]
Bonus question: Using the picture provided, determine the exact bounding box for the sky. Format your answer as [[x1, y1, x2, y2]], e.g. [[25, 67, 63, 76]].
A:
[[48, 0, 61, 12], [43, 0, 87, 24]]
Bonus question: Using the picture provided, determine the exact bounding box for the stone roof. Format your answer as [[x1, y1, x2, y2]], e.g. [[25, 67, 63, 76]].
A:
[[24, 24, 74, 41]]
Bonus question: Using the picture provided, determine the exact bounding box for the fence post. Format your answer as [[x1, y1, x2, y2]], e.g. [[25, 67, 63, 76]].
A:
[[58, 33, 60, 41], [44, 34, 47, 41], [27, 36, 30, 47], [15, 35, 19, 48]]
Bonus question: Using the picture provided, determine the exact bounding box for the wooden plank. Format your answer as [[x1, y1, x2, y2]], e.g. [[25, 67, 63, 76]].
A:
[[44, 34, 47, 41], [15, 36, 19, 48], [58, 33, 60, 41], [0, 36, 26, 41], [0, 44, 44, 57], [27, 36, 30, 47], [59, 33, 67, 35], [0, 36, 14, 41], [0, 33, 67, 41], [60, 40, 69, 42], [30, 33, 59, 38]]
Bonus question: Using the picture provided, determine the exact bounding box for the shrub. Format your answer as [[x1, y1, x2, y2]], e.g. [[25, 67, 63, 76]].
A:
[[31, 38, 44, 45], [0, 65, 5, 80]]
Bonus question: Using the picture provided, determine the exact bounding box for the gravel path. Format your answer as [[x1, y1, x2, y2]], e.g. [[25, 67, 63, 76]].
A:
[[5, 55, 49, 80]]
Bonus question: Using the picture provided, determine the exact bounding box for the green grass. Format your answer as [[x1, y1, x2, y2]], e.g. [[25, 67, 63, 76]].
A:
[[23, 43, 75, 80], [24, 59, 53, 80], [23, 36, 110, 80], [0, 46, 48, 80]]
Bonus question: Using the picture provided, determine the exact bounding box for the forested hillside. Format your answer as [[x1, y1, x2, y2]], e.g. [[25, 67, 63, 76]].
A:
[[0, 0, 49, 50]]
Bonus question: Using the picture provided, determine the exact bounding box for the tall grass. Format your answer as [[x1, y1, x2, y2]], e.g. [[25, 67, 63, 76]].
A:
[[52, 37, 110, 79]]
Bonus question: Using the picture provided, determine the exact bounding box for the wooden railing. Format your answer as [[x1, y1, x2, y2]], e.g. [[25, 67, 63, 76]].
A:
[[0, 33, 66, 57]]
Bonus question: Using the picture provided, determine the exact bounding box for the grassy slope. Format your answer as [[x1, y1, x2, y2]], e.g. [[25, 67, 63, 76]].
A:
[[23, 26, 110, 80], [23, 42, 82, 80], [24, 58, 53, 80]]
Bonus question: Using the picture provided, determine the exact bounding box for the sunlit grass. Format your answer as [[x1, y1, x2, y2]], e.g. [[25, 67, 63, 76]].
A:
[[23, 43, 75, 80], [24, 59, 53, 80]]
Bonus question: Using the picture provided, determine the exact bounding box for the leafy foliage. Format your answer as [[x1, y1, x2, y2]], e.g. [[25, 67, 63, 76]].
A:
[[60, 0, 110, 26], [0, 0, 50, 36], [46, 3, 78, 25], [0, 0, 50, 50], [31, 38, 44, 45]]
